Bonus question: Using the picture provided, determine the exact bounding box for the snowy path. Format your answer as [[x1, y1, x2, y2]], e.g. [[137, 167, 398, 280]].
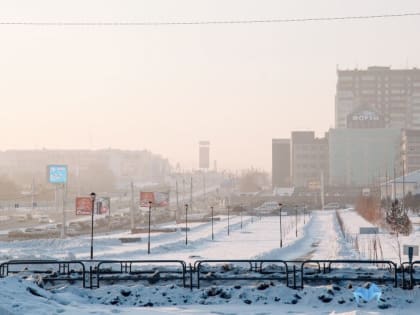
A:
[[0, 210, 364, 263], [0, 214, 308, 263], [257, 210, 359, 260]]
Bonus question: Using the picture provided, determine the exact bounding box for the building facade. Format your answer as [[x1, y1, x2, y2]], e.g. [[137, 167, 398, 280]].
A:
[[335, 66, 420, 129], [271, 139, 290, 188], [401, 129, 420, 175], [198, 141, 210, 169], [329, 128, 400, 187], [290, 131, 328, 188]]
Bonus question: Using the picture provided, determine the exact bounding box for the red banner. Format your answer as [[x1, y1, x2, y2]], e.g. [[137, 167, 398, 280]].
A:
[[140, 192, 169, 207], [76, 197, 93, 215]]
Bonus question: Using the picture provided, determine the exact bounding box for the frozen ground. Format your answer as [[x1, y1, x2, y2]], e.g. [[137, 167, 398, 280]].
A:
[[0, 209, 418, 314]]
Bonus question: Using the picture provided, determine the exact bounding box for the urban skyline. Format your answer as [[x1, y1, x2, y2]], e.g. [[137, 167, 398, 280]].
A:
[[1, 0, 420, 171]]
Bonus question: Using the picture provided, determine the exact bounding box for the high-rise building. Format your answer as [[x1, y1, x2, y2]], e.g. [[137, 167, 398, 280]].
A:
[[198, 141, 210, 169], [272, 139, 290, 188], [290, 131, 329, 188], [335, 66, 420, 129]]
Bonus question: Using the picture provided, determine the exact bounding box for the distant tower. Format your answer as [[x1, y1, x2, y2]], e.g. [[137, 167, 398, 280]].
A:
[[199, 141, 210, 170]]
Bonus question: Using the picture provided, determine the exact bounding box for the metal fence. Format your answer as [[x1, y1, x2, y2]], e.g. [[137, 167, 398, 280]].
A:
[[0, 258, 417, 290]]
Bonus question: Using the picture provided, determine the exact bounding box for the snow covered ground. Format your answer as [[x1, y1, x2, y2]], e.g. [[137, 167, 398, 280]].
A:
[[0, 209, 418, 314], [338, 209, 420, 263]]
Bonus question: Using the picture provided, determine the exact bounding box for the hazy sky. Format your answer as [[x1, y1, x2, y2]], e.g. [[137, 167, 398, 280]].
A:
[[1, 1, 419, 171]]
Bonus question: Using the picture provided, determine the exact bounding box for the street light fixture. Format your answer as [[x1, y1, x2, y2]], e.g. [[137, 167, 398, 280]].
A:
[[148, 201, 152, 254], [90, 192, 96, 260], [185, 203, 188, 245], [211, 206, 214, 241], [227, 205, 230, 236], [278, 203, 283, 248]]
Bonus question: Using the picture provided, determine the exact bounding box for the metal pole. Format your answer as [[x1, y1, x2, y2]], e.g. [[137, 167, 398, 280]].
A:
[[295, 205, 298, 238], [279, 203, 283, 248], [108, 197, 112, 232], [303, 206, 306, 224], [90, 192, 96, 260], [227, 205, 230, 236], [175, 180, 179, 222], [211, 206, 214, 241], [190, 177, 193, 212], [185, 203, 188, 245], [130, 181, 135, 231], [148, 201, 152, 254], [240, 211, 243, 229]]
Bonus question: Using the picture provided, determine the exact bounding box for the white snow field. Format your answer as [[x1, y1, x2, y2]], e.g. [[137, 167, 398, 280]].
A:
[[0, 209, 418, 314]]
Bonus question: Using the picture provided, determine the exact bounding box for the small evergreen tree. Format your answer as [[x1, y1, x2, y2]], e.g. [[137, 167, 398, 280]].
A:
[[386, 199, 412, 236]]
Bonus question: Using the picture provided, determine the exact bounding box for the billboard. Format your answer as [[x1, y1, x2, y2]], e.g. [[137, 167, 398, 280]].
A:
[[140, 192, 169, 207], [75, 197, 93, 215], [99, 197, 110, 215], [47, 165, 68, 184]]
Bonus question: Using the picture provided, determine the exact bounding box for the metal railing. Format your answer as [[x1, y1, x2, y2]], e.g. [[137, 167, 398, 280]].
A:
[[95, 260, 187, 288], [0, 259, 86, 287], [194, 259, 288, 289], [0, 258, 416, 290], [300, 259, 398, 288]]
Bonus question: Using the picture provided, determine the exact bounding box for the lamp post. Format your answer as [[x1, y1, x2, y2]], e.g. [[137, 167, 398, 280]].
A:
[[211, 206, 214, 241], [295, 205, 298, 238], [278, 203, 283, 248], [227, 205, 230, 236], [90, 192, 96, 260], [303, 205, 306, 224], [185, 203, 188, 245], [148, 201, 152, 254]]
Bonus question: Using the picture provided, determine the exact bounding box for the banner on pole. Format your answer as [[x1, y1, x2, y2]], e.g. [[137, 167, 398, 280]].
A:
[[75, 197, 93, 215], [99, 197, 110, 214], [140, 192, 169, 207]]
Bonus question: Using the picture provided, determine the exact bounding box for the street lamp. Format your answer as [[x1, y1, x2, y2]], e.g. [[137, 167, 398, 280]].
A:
[[148, 201, 152, 254], [185, 203, 188, 245], [278, 203, 283, 248], [90, 192, 96, 260], [227, 205, 230, 236], [295, 205, 298, 238], [211, 206, 214, 241]]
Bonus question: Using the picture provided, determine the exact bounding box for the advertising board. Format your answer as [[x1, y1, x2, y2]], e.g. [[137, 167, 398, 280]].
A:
[[47, 165, 68, 184], [140, 192, 169, 207], [75, 197, 93, 215]]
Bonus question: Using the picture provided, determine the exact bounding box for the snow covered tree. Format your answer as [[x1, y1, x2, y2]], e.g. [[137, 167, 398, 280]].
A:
[[385, 199, 412, 236]]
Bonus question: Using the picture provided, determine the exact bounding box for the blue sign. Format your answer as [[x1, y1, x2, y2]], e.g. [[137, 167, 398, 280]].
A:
[[48, 165, 68, 184]]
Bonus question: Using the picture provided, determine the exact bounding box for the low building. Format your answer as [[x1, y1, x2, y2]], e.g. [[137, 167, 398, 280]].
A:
[[380, 169, 420, 200]]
